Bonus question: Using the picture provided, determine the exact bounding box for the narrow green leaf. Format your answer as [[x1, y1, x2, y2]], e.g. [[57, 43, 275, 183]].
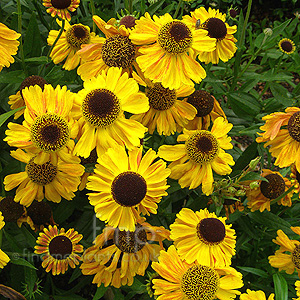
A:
[[23, 13, 41, 57], [9, 257, 37, 270], [237, 266, 269, 278], [269, 82, 294, 106], [273, 273, 288, 300], [93, 285, 109, 300], [0, 70, 25, 84], [0, 107, 25, 127]]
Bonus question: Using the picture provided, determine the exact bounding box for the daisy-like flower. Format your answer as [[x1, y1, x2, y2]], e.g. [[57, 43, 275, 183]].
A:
[[35, 225, 83, 275], [87, 145, 170, 231], [42, 0, 80, 21], [158, 117, 234, 195], [152, 245, 243, 300], [0, 196, 26, 225], [246, 169, 294, 212], [295, 281, 300, 300], [170, 208, 236, 267], [4, 149, 84, 207], [182, 89, 226, 130], [5, 84, 78, 164], [256, 107, 300, 172], [131, 72, 197, 135], [48, 20, 103, 71], [129, 12, 216, 89], [77, 15, 137, 81], [0, 22, 20, 72], [268, 227, 300, 277], [278, 38, 296, 55], [183, 7, 237, 64], [73, 67, 149, 158], [80, 219, 170, 288], [8, 75, 48, 119], [240, 289, 274, 300], [0, 212, 10, 269]]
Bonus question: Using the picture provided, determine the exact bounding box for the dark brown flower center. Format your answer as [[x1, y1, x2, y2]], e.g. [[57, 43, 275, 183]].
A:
[[202, 18, 227, 40], [260, 173, 285, 199], [26, 158, 58, 186], [197, 218, 226, 244], [120, 15, 136, 28], [66, 24, 90, 49], [51, 0, 71, 9], [101, 35, 136, 68], [27, 201, 52, 226], [146, 83, 176, 111], [113, 224, 147, 253], [229, 9, 238, 18], [0, 196, 24, 222], [158, 21, 192, 54], [82, 89, 120, 128], [111, 171, 147, 207], [31, 113, 70, 152], [288, 112, 300, 142], [185, 131, 219, 163], [281, 41, 293, 53], [80, 148, 98, 165], [181, 265, 219, 300], [20, 75, 47, 99], [49, 235, 73, 260], [187, 90, 215, 117], [292, 245, 300, 269]]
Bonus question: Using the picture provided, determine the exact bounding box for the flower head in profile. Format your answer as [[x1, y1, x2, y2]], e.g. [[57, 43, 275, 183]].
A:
[[8, 75, 48, 119], [183, 7, 237, 64], [269, 227, 300, 277], [152, 245, 243, 300], [35, 225, 83, 275], [256, 107, 300, 173], [4, 149, 84, 207], [170, 208, 236, 267], [73, 67, 149, 158], [158, 117, 234, 195], [42, 0, 80, 21], [5, 84, 79, 164], [48, 20, 103, 71], [81, 219, 170, 288], [240, 289, 274, 300], [278, 38, 296, 55], [246, 169, 294, 212], [77, 15, 137, 81], [86, 145, 170, 231], [0, 22, 20, 72], [129, 12, 216, 89]]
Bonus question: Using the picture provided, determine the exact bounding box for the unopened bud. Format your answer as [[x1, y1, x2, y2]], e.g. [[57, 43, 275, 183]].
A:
[[228, 187, 237, 194], [250, 181, 260, 189], [264, 28, 273, 36], [249, 156, 261, 170], [235, 190, 246, 196]]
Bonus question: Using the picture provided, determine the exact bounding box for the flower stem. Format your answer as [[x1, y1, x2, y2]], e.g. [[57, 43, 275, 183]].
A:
[[173, 0, 183, 19], [90, 0, 96, 32]]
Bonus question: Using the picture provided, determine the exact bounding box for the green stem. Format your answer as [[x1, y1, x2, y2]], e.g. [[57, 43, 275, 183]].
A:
[[16, 0, 27, 76], [173, 0, 183, 19], [32, 0, 50, 31], [230, 0, 252, 92], [90, 0, 96, 32]]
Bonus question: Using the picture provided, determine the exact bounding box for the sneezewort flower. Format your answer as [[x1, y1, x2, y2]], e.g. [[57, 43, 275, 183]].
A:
[[278, 38, 296, 55], [240, 289, 274, 300], [152, 245, 243, 300], [158, 117, 234, 195], [35, 225, 83, 275], [42, 0, 80, 21], [129, 12, 216, 89]]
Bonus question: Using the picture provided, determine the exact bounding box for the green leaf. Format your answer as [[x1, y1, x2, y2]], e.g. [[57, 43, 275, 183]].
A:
[[0, 70, 25, 84], [273, 273, 288, 300], [239, 172, 268, 182], [0, 107, 24, 127], [24, 56, 48, 64], [237, 266, 269, 278], [93, 285, 109, 300], [269, 82, 295, 106], [10, 257, 37, 270]]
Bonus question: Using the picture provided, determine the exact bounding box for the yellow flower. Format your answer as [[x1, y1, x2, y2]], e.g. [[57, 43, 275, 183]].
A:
[[42, 0, 80, 21], [170, 208, 236, 267], [4, 84, 79, 164], [8, 75, 48, 119], [4, 149, 84, 207], [77, 15, 137, 81], [183, 7, 237, 64], [81, 219, 170, 288], [86, 145, 170, 231], [48, 20, 103, 70], [182, 89, 226, 130], [35, 225, 83, 275], [256, 107, 300, 173], [279, 38, 296, 55], [246, 169, 294, 212], [158, 117, 234, 195], [240, 289, 274, 300], [129, 12, 216, 89], [73, 67, 149, 158], [152, 245, 243, 300], [269, 227, 300, 277], [0, 212, 10, 269], [290, 164, 300, 196], [131, 72, 197, 135], [0, 22, 20, 72], [294, 281, 300, 300]]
